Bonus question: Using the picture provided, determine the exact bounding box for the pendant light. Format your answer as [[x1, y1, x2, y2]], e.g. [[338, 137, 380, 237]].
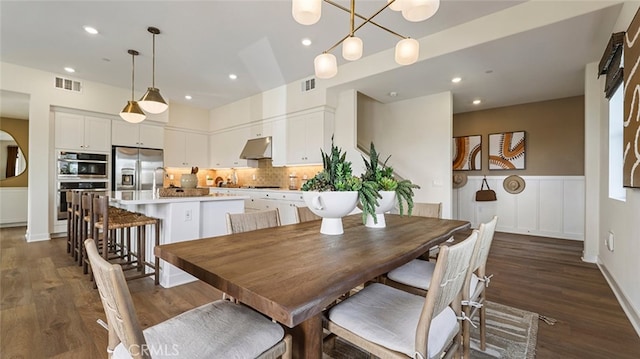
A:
[[342, 0, 363, 61], [139, 26, 168, 114], [297, 0, 438, 80], [120, 50, 146, 124]]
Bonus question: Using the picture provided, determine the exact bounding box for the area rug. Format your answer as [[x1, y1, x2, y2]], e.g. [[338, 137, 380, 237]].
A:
[[322, 301, 538, 359]]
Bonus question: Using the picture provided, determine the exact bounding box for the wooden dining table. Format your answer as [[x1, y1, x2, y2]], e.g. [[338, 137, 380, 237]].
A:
[[154, 213, 470, 359]]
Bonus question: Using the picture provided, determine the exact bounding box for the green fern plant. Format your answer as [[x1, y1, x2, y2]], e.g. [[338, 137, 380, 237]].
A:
[[361, 142, 420, 216], [301, 137, 380, 224]]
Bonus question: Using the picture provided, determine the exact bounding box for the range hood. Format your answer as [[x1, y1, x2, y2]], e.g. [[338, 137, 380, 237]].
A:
[[239, 136, 272, 159]]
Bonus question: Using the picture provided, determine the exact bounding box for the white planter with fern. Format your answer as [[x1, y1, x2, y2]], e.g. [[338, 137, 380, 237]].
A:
[[303, 191, 359, 235], [364, 190, 397, 228]]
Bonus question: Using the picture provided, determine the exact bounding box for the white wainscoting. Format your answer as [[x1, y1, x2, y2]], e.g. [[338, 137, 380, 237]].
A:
[[0, 187, 28, 227], [453, 176, 585, 240]]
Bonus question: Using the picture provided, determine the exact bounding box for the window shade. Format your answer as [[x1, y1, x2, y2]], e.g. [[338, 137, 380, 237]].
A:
[[599, 32, 625, 99]]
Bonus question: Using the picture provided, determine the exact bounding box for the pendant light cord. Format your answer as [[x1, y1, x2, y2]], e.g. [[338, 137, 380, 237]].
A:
[[129, 50, 138, 100], [350, 0, 355, 36], [152, 32, 156, 88]]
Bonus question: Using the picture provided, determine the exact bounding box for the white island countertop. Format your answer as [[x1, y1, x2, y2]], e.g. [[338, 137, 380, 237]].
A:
[[111, 190, 249, 205]]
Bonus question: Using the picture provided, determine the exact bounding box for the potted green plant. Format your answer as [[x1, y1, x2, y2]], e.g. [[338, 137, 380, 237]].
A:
[[360, 142, 420, 227], [301, 137, 380, 234]]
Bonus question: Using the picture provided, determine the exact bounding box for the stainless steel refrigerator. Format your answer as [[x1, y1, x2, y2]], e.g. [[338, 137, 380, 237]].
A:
[[112, 146, 164, 191]]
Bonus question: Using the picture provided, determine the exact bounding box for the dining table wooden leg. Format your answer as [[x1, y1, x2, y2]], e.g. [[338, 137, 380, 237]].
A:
[[289, 313, 323, 359]]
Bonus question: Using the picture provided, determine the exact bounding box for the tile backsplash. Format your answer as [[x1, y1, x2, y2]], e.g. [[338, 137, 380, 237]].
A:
[[164, 160, 322, 189]]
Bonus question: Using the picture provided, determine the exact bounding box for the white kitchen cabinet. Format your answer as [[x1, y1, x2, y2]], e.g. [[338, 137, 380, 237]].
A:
[[249, 120, 271, 138], [286, 111, 328, 165], [164, 129, 208, 168], [112, 121, 164, 149], [55, 112, 112, 152], [209, 127, 248, 168]]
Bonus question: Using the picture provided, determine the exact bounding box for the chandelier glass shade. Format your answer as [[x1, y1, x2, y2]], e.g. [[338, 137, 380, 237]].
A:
[[120, 49, 146, 124], [292, 0, 322, 25], [395, 38, 419, 65], [402, 0, 440, 22], [314, 53, 338, 79], [342, 36, 363, 61], [293, 0, 440, 79], [139, 26, 168, 115]]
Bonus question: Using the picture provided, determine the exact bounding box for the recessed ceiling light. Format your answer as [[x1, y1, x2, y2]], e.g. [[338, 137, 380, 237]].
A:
[[473, 99, 481, 105], [64, 67, 75, 73], [229, 74, 238, 80], [451, 77, 462, 83], [83, 26, 98, 35], [388, 91, 398, 97], [302, 38, 312, 46], [185, 95, 192, 100]]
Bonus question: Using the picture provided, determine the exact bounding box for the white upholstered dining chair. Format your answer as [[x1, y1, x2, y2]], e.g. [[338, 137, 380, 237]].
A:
[[84, 238, 291, 359], [226, 209, 281, 234], [325, 230, 479, 359], [294, 206, 321, 223], [383, 216, 499, 359]]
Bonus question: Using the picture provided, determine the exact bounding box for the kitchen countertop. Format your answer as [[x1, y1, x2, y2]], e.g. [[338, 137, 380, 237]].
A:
[[110, 190, 249, 205], [210, 187, 300, 193]]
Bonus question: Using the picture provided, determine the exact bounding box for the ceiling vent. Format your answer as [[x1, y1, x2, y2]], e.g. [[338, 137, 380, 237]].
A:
[[301, 78, 316, 92], [54, 76, 82, 92]]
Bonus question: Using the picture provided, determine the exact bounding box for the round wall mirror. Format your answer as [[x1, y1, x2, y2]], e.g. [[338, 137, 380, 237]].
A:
[[0, 130, 27, 180]]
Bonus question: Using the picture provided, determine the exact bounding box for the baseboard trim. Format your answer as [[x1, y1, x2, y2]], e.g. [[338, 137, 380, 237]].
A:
[[597, 260, 640, 338]]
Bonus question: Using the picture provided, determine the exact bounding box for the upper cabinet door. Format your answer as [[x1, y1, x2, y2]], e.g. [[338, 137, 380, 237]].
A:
[[112, 122, 164, 149], [112, 121, 140, 147], [286, 111, 326, 165], [83, 116, 111, 152], [55, 112, 111, 152], [165, 129, 208, 168], [55, 113, 85, 150], [164, 129, 187, 167], [138, 124, 164, 149]]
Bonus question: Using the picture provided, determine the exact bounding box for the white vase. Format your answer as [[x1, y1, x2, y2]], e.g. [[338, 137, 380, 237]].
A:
[[365, 191, 397, 228], [180, 174, 198, 188], [302, 191, 359, 235]]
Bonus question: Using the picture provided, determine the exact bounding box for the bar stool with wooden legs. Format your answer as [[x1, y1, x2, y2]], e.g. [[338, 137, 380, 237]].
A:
[[65, 190, 76, 255], [89, 194, 160, 284]]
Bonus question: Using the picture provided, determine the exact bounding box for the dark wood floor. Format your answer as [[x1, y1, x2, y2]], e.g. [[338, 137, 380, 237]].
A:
[[1, 226, 639, 358]]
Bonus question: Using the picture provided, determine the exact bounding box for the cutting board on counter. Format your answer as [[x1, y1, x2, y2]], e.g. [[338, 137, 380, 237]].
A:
[[159, 188, 210, 197]]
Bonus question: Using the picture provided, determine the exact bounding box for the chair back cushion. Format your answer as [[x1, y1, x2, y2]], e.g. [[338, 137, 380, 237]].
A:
[[411, 202, 442, 218], [295, 206, 321, 223], [226, 209, 281, 234]]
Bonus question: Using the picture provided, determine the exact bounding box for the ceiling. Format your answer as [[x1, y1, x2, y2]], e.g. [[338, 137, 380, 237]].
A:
[[0, 1, 625, 118]]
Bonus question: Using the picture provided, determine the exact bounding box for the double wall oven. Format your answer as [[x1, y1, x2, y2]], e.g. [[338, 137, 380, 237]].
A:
[[56, 151, 109, 220]]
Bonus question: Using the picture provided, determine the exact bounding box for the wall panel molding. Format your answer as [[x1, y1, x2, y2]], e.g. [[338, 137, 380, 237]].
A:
[[453, 176, 585, 240]]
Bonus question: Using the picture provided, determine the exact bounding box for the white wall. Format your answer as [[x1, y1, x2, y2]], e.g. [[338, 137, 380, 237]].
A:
[[362, 92, 454, 217], [166, 101, 209, 131], [0, 187, 27, 226], [590, 1, 640, 336]]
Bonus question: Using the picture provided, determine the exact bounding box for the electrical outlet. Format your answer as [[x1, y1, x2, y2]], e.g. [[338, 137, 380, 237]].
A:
[[185, 209, 192, 222], [607, 231, 614, 252]]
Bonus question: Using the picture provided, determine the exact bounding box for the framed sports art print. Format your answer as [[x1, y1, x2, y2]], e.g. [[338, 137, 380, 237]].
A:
[[489, 131, 526, 170], [452, 135, 481, 170]]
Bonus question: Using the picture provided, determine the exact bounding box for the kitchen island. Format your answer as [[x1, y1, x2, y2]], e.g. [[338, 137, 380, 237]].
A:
[[110, 190, 249, 288]]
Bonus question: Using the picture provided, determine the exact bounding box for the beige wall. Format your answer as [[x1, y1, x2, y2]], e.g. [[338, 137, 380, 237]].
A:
[[453, 96, 584, 176], [0, 117, 28, 187]]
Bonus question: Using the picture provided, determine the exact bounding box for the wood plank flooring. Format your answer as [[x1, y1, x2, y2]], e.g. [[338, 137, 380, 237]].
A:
[[1, 226, 639, 358]]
